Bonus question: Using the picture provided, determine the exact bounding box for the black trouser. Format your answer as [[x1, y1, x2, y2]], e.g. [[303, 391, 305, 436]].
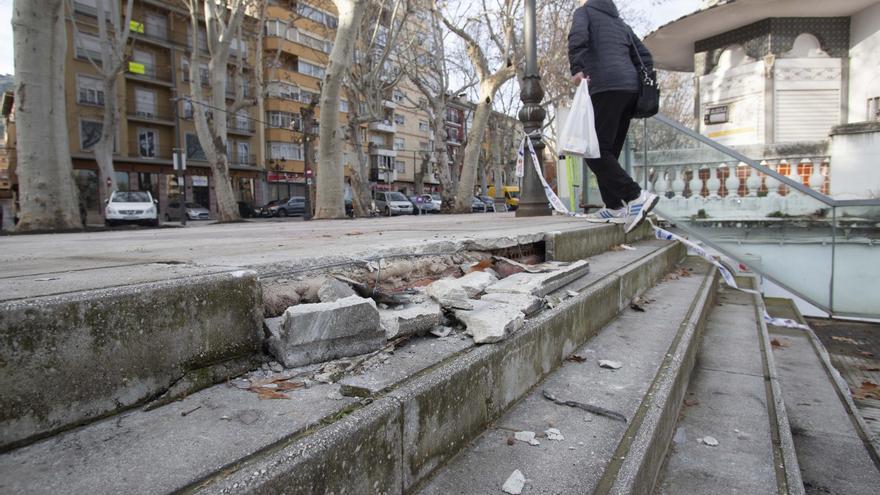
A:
[[584, 90, 642, 209]]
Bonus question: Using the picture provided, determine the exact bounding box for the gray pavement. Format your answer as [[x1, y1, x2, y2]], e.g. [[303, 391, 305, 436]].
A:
[[0, 213, 606, 301]]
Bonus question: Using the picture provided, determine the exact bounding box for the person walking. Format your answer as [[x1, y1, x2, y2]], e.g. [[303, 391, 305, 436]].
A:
[[568, 0, 658, 233]]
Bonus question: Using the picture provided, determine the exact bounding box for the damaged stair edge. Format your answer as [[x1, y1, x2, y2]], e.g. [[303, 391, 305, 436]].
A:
[[195, 240, 686, 495], [595, 262, 719, 495], [766, 298, 880, 465]]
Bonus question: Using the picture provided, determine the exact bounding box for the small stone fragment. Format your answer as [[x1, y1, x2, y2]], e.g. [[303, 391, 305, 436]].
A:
[[545, 428, 564, 441], [514, 431, 540, 446], [502, 469, 526, 495], [317, 277, 357, 302], [430, 326, 453, 338], [700, 436, 719, 447], [599, 360, 623, 370], [507, 436, 515, 446]]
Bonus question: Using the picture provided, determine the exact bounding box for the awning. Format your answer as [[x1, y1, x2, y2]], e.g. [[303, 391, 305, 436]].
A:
[[644, 0, 879, 71]]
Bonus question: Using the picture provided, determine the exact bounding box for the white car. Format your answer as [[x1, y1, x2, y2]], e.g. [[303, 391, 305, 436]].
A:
[[105, 191, 159, 227], [374, 191, 414, 216]]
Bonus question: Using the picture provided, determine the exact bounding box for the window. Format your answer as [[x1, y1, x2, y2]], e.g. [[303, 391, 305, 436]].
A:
[[237, 141, 251, 165], [131, 49, 154, 76], [265, 20, 285, 37], [230, 38, 247, 60], [145, 13, 168, 40], [301, 89, 320, 104], [869, 96, 880, 121], [76, 75, 104, 106], [394, 113, 405, 125], [395, 160, 406, 173], [268, 81, 300, 101], [299, 31, 332, 53], [75, 32, 102, 61], [267, 111, 300, 130], [298, 60, 326, 79], [138, 129, 158, 158], [187, 25, 208, 53], [268, 141, 303, 161], [297, 3, 337, 27], [185, 133, 206, 160], [199, 64, 209, 86], [80, 120, 103, 150], [419, 121, 429, 132], [134, 88, 156, 118], [182, 99, 194, 119], [419, 141, 430, 151], [393, 89, 405, 103], [394, 137, 405, 150]]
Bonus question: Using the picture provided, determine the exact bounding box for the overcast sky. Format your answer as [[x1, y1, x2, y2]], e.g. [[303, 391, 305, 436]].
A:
[[0, 0, 700, 75]]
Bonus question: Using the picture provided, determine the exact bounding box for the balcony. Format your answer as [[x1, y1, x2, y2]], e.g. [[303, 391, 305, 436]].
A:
[[368, 143, 397, 157], [126, 140, 171, 161], [126, 102, 175, 125], [229, 153, 257, 168], [227, 118, 256, 135], [130, 20, 171, 46], [370, 167, 397, 183], [369, 120, 396, 133], [125, 63, 173, 86]]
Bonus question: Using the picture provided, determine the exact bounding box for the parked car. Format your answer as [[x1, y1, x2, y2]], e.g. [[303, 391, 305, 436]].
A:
[[409, 194, 440, 214], [429, 193, 443, 211], [238, 201, 257, 218], [105, 190, 159, 227], [276, 196, 306, 217], [374, 191, 413, 216], [165, 201, 210, 221], [259, 198, 286, 217], [477, 195, 496, 212]]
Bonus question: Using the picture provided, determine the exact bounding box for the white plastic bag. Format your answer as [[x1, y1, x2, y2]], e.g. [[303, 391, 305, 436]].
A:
[[559, 80, 600, 159]]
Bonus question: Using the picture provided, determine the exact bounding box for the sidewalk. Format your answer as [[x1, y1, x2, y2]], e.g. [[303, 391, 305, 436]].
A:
[[0, 213, 604, 301]]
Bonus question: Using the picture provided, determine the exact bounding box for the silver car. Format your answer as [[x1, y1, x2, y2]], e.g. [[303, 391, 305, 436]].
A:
[[374, 191, 413, 216], [165, 201, 210, 221]]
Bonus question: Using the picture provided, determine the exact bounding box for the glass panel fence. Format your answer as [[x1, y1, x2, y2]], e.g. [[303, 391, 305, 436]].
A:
[[831, 203, 880, 318], [629, 117, 836, 313]]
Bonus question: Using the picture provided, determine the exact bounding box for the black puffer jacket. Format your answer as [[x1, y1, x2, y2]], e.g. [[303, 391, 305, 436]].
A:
[[568, 0, 653, 95]]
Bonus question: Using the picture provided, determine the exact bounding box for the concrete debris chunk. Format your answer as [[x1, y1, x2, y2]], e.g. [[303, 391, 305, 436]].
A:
[[485, 260, 590, 297], [699, 436, 719, 447], [481, 292, 543, 316], [426, 271, 498, 310], [430, 326, 453, 338], [545, 428, 564, 441], [266, 296, 383, 368], [599, 360, 623, 370], [514, 431, 540, 446], [379, 302, 442, 339], [317, 277, 357, 302], [502, 469, 526, 495], [455, 300, 525, 344]]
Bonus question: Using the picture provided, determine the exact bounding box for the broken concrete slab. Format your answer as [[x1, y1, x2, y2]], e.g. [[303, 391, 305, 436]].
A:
[[426, 271, 499, 310], [317, 277, 357, 302], [379, 302, 442, 339], [485, 260, 590, 298], [267, 296, 383, 368], [481, 292, 543, 316], [455, 300, 525, 344]]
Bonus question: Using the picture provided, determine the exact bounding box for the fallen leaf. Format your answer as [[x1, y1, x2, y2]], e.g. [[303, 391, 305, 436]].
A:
[[275, 381, 306, 392], [467, 259, 494, 273], [321, 234, 333, 238], [771, 338, 791, 349], [345, 231, 364, 236], [683, 399, 700, 407], [858, 365, 880, 372], [599, 360, 623, 370], [831, 336, 864, 345], [566, 355, 587, 363], [852, 381, 880, 400], [630, 302, 646, 312], [859, 351, 875, 357], [251, 388, 290, 400]]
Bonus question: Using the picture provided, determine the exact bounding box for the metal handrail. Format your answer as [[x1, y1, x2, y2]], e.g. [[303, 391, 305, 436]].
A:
[[649, 114, 880, 208]]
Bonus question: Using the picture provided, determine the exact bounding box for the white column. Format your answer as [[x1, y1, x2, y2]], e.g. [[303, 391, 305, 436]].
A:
[[707, 164, 722, 199], [746, 163, 760, 197], [671, 166, 686, 199], [725, 163, 740, 198], [807, 158, 824, 191], [690, 167, 704, 199], [764, 160, 780, 197], [654, 167, 669, 198]]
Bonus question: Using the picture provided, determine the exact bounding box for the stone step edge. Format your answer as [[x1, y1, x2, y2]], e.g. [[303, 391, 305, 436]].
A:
[[189, 240, 687, 494], [766, 297, 880, 470], [592, 261, 719, 495]]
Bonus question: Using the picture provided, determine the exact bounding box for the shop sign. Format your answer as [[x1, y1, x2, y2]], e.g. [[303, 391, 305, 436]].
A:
[[192, 176, 209, 187], [268, 171, 304, 183]]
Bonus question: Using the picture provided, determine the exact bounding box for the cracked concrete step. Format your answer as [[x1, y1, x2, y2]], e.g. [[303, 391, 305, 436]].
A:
[[656, 284, 804, 495], [0, 237, 678, 495], [416, 257, 717, 495], [764, 298, 880, 495]]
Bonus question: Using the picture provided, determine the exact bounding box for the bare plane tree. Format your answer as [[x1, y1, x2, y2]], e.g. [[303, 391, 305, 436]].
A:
[[11, 0, 82, 231], [183, 0, 256, 222], [440, 0, 520, 213], [67, 0, 135, 215]]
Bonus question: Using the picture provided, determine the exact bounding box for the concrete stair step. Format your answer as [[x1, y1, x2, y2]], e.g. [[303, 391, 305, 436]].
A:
[[764, 298, 880, 495], [415, 256, 717, 495], [0, 235, 678, 495], [656, 283, 803, 494]]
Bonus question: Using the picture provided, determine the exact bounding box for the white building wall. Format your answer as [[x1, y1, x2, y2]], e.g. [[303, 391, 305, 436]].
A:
[[848, 2, 880, 123], [699, 60, 765, 146]]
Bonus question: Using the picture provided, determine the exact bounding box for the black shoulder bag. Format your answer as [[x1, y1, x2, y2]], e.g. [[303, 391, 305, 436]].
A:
[[627, 32, 660, 119]]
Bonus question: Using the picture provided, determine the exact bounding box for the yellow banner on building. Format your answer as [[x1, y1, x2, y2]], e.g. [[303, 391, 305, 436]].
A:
[[130, 20, 145, 34], [128, 62, 145, 75]]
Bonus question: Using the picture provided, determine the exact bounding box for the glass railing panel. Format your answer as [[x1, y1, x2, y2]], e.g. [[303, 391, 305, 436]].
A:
[[629, 117, 835, 312], [831, 203, 880, 317]]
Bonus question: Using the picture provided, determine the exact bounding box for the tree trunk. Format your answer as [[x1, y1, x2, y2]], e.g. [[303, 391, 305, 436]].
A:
[[346, 118, 372, 217], [12, 0, 81, 231], [95, 76, 120, 211], [315, 0, 366, 219], [432, 105, 456, 213], [413, 152, 427, 196], [453, 92, 493, 213]]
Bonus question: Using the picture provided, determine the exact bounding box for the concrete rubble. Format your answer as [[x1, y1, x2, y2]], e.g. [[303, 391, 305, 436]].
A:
[[514, 431, 541, 446], [502, 469, 526, 495], [482, 292, 543, 316], [317, 277, 357, 302], [266, 295, 384, 368], [485, 260, 590, 297], [379, 302, 443, 339], [426, 270, 498, 309], [455, 299, 525, 344]]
